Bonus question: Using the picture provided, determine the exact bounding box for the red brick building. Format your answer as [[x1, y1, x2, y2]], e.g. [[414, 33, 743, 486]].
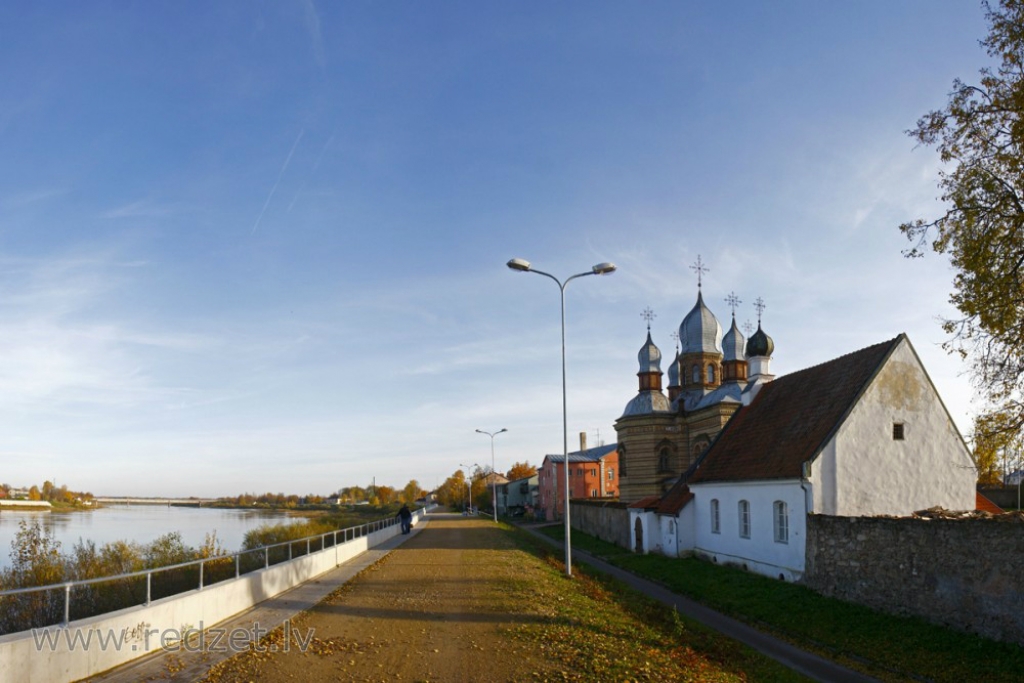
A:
[[537, 440, 618, 522]]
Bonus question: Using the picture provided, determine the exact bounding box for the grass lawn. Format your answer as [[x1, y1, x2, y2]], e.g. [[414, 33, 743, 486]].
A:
[[502, 523, 812, 682], [535, 524, 1024, 683]]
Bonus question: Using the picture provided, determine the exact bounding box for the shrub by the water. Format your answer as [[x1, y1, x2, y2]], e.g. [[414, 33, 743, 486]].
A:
[[0, 521, 228, 634]]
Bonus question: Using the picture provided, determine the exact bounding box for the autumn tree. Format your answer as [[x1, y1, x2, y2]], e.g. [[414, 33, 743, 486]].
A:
[[901, 0, 1024, 457], [401, 479, 424, 503], [506, 461, 537, 481], [435, 470, 468, 509], [971, 413, 1008, 484]]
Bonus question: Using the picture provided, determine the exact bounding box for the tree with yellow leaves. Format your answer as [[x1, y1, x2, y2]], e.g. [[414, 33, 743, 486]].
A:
[[901, 0, 1024, 461]]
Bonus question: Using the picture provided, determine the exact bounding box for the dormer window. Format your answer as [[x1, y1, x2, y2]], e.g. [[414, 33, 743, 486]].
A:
[[893, 423, 905, 441]]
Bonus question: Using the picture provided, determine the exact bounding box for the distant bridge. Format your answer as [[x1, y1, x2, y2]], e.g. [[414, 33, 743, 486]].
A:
[[92, 497, 218, 506]]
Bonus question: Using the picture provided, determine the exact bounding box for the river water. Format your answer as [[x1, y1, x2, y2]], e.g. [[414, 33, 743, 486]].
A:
[[0, 505, 302, 569]]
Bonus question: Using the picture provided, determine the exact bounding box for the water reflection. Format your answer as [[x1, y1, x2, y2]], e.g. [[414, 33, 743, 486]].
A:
[[0, 505, 300, 569]]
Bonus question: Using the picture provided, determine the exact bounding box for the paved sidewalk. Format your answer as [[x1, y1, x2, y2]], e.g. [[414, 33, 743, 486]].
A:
[[86, 519, 430, 683], [521, 526, 881, 683], [89, 516, 882, 683]]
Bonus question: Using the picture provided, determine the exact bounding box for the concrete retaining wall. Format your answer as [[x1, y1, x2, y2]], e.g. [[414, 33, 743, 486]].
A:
[[805, 514, 1024, 644], [0, 510, 425, 683], [569, 500, 630, 549]]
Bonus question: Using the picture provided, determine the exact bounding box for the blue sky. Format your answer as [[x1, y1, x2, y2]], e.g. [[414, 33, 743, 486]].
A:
[[0, 2, 992, 497]]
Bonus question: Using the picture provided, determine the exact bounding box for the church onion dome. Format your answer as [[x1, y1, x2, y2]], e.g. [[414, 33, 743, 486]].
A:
[[638, 332, 662, 374], [679, 290, 723, 355], [722, 317, 746, 361], [622, 391, 672, 417], [746, 322, 775, 358], [667, 352, 681, 386]]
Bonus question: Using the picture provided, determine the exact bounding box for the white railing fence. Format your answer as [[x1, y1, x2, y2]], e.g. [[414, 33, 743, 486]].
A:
[[0, 511, 417, 636]]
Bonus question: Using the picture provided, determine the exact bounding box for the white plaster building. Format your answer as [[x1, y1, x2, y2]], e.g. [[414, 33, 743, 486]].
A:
[[628, 333, 976, 581]]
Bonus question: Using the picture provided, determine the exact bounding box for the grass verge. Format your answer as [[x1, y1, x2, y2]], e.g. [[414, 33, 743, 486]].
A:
[[502, 523, 810, 682], [536, 524, 1024, 683]]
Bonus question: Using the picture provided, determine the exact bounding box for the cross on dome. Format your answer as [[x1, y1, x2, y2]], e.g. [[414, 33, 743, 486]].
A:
[[725, 292, 742, 318], [742, 321, 754, 335], [754, 297, 766, 324], [670, 330, 680, 352], [689, 255, 709, 289], [641, 307, 656, 331]]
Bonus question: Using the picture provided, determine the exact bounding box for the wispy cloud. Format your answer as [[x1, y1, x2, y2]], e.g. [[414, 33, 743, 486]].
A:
[[1, 188, 68, 209], [303, 0, 327, 71], [100, 199, 181, 219], [288, 131, 335, 212], [251, 129, 305, 235]]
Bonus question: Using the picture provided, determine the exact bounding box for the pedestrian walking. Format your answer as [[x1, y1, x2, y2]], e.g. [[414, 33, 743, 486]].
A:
[[397, 504, 413, 534]]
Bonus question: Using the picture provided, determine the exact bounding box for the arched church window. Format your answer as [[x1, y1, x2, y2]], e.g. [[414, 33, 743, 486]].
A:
[[774, 500, 789, 543], [618, 445, 627, 477], [658, 447, 671, 472], [707, 364, 715, 383], [692, 365, 700, 384]]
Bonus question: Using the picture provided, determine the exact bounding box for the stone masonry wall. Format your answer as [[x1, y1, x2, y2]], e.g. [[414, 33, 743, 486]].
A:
[[569, 500, 630, 549], [805, 515, 1024, 644]]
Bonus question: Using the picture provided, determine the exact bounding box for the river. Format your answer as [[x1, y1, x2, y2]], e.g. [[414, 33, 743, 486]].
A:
[[0, 505, 303, 570]]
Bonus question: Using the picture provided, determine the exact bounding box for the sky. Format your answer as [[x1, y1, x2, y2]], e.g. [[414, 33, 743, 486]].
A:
[[0, 1, 996, 497]]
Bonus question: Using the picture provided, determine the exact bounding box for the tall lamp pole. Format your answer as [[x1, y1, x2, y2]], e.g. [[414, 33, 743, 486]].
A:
[[459, 463, 479, 514], [476, 428, 507, 522], [507, 258, 616, 577]]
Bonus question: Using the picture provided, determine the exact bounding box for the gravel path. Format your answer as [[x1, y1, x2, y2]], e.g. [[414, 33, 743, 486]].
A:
[[198, 513, 561, 683]]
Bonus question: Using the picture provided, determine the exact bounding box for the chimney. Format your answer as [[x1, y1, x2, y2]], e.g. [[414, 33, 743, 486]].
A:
[[579, 431, 587, 452]]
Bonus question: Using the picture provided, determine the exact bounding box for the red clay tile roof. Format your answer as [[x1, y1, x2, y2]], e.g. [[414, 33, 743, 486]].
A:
[[656, 483, 693, 515], [976, 491, 1004, 514], [689, 335, 903, 484], [629, 495, 663, 510]]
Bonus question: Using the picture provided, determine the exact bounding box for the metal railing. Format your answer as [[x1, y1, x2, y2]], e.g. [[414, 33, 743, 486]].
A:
[[0, 512, 413, 635]]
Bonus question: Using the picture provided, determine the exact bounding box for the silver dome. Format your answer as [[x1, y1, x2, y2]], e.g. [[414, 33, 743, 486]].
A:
[[621, 391, 672, 417], [638, 332, 662, 374], [667, 351, 681, 387], [679, 291, 723, 355], [722, 317, 746, 361]]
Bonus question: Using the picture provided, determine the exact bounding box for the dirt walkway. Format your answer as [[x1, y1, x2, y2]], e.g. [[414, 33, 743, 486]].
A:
[[200, 514, 562, 683]]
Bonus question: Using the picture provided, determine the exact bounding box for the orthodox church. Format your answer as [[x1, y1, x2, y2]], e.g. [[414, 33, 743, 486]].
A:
[[615, 259, 775, 502], [614, 259, 976, 580]]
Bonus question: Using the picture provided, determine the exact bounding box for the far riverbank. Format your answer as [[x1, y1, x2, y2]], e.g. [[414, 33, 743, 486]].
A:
[[0, 505, 304, 570]]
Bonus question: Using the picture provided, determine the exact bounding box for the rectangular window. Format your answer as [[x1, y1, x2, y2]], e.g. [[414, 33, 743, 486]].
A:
[[591, 490, 598, 497], [738, 500, 750, 539], [893, 423, 905, 440], [608, 468, 615, 480], [774, 501, 789, 543], [710, 499, 720, 534]]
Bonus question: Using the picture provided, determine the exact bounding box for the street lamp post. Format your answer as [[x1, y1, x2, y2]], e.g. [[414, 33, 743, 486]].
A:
[[476, 428, 508, 522], [507, 257, 616, 577], [459, 463, 479, 514]]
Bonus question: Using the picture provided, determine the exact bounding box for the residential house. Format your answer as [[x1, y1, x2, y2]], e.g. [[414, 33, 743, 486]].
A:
[[499, 474, 539, 517], [538, 435, 618, 521]]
